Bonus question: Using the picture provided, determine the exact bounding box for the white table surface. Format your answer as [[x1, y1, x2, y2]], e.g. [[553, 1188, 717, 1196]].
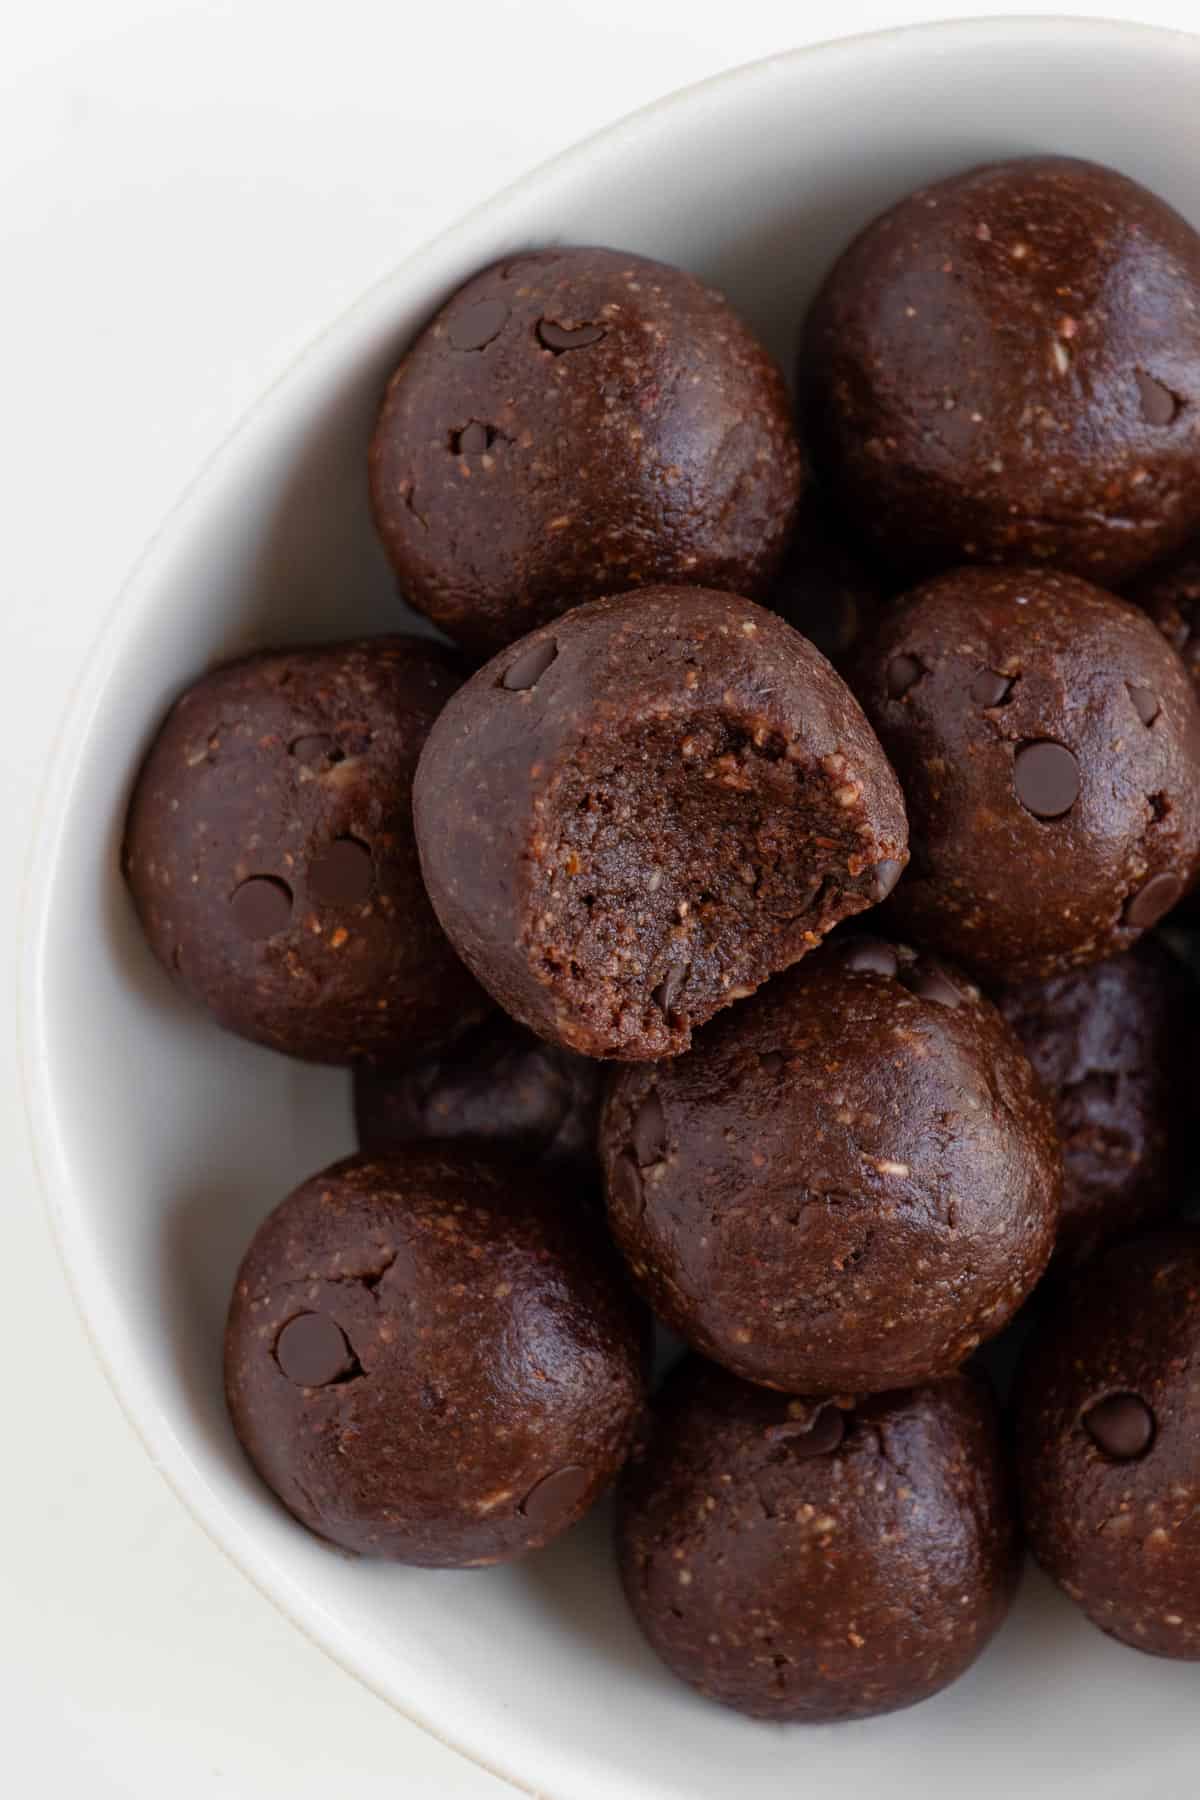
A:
[[4, 2, 1191, 1793]]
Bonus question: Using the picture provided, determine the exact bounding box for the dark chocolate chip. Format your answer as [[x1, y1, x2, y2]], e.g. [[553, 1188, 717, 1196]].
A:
[[501, 638, 558, 691], [455, 421, 490, 454], [632, 1089, 667, 1166], [1128, 684, 1161, 726], [1013, 740, 1080, 818], [1135, 370, 1180, 426], [537, 320, 606, 352], [1083, 1392, 1155, 1460], [447, 299, 509, 351], [1124, 871, 1184, 929], [760, 1050, 785, 1075], [871, 857, 904, 901], [843, 938, 899, 978], [308, 837, 374, 906], [275, 1313, 357, 1387], [907, 965, 963, 1009], [886, 654, 922, 698], [289, 733, 335, 764], [519, 1464, 592, 1523], [230, 876, 293, 939], [970, 669, 1015, 707], [767, 1405, 846, 1457], [653, 962, 688, 1019]]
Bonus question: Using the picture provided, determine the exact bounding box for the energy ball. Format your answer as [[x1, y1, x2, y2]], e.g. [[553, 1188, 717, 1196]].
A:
[[1130, 539, 1200, 696], [224, 1148, 645, 1565], [997, 941, 1194, 1266], [601, 936, 1060, 1393], [804, 157, 1200, 587], [124, 639, 488, 1064], [413, 587, 908, 1061], [370, 245, 804, 655], [354, 1012, 604, 1192], [849, 565, 1200, 983], [765, 489, 887, 669], [1014, 1230, 1200, 1656], [618, 1359, 1018, 1723]]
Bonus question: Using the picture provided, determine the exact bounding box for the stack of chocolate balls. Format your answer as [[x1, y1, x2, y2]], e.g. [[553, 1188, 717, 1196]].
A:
[[124, 158, 1200, 1726]]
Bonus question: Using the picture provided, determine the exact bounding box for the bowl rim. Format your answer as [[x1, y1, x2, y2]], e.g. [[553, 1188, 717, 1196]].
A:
[[20, 15, 1200, 1796]]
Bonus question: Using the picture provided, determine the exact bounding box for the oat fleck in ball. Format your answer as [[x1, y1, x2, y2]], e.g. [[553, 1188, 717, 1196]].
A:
[[804, 157, 1200, 586], [997, 941, 1195, 1266], [618, 1360, 1018, 1723], [124, 639, 488, 1064], [369, 246, 805, 655], [849, 566, 1200, 983], [354, 1013, 604, 1194], [414, 587, 908, 1061], [601, 936, 1060, 1393], [1014, 1230, 1200, 1656], [224, 1149, 645, 1565]]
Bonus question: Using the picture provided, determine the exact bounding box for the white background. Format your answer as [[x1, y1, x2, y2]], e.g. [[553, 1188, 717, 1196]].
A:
[[3, 3, 1192, 1794]]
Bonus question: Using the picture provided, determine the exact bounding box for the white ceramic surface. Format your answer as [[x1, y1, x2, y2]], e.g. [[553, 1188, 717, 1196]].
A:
[[23, 18, 1200, 1800]]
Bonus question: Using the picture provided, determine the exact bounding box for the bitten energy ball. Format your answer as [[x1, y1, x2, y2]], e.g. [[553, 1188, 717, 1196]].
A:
[[1014, 1230, 1200, 1656], [602, 937, 1060, 1393], [850, 566, 1200, 983], [998, 941, 1194, 1265], [1131, 539, 1200, 697], [370, 246, 804, 655], [618, 1360, 1018, 1723], [354, 1012, 604, 1192], [414, 587, 908, 1061], [765, 490, 886, 669], [124, 639, 488, 1064], [224, 1148, 645, 1565], [804, 157, 1200, 586]]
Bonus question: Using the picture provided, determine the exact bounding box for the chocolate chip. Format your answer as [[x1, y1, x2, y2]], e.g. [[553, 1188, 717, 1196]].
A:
[[308, 837, 374, 906], [1128, 684, 1161, 726], [1124, 871, 1184, 929], [970, 669, 1014, 706], [230, 876, 293, 939], [886, 654, 922, 698], [537, 320, 606, 353], [519, 1464, 592, 1523], [843, 938, 899, 978], [767, 1405, 846, 1457], [653, 962, 688, 1019], [447, 299, 508, 351], [454, 421, 490, 454], [1135, 370, 1180, 426], [1083, 1393, 1155, 1460], [501, 638, 558, 691], [871, 857, 904, 901], [1013, 740, 1080, 818], [275, 1312, 357, 1386], [609, 1151, 643, 1217], [289, 733, 335, 764], [760, 1050, 785, 1075], [632, 1089, 667, 1166], [906, 965, 963, 1009]]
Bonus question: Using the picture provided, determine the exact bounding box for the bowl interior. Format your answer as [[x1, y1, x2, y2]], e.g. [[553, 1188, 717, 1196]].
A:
[[25, 20, 1200, 1800]]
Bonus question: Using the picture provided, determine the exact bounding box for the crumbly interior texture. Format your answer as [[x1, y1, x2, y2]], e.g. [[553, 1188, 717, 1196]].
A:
[[527, 714, 876, 1055]]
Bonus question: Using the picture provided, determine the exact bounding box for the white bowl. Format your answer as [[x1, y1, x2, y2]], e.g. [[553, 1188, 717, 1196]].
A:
[[23, 17, 1200, 1799]]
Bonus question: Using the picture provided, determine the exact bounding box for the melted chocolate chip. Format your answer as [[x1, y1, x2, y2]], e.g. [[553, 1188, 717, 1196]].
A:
[[308, 837, 374, 906], [887, 654, 922, 698], [501, 639, 558, 691], [1124, 871, 1184, 929], [843, 938, 899, 978], [1083, 1392, 1155, 1459], [1135, 370, 1180, 426], [632, 1089, 667, 1166], [275, 1312, 357, 1387], [1128, 684, 1161, 726], [447, 299, 509, 351], [871, 857, 904, 901], [519, 1464, 592, 1522], [454, 421, 490, 455], [970, 669, 1015, 707], [537, 320, 606, 353], [1013, 741, 1080, 819], [230, 876, 293, 939]]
